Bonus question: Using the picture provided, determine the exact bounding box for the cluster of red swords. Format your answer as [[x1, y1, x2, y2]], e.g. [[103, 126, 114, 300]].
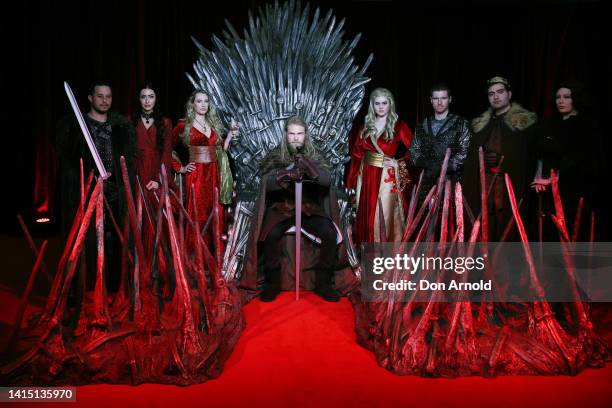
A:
[[2, 132, 609, 382], [355, 148, 609, 376], [2, 158, 244, 385]]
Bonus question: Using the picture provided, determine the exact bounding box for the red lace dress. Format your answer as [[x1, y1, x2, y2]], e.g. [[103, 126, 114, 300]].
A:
[[173, 121, 224, 250]]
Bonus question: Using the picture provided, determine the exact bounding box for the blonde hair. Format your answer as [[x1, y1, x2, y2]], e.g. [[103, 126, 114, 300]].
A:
[[181, 90, 224, 145], [277, 116, 319, 164], [361, 87, 398, 141], [259, 116, 326, 174]]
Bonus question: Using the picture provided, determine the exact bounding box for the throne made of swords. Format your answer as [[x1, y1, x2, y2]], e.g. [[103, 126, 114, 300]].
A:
[[187, 0, 371, 292]]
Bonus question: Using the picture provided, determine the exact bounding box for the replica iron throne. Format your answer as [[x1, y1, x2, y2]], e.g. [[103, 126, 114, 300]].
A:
[[187, 0, 372, 282]]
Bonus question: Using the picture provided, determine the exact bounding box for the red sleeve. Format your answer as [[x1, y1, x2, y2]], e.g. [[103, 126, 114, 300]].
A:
[[397, 120, 413, 161], [171, 120, 186, 172], [161, 118, 174, 174], [172, 120, 185, 147], [346, 125, 364, 189]]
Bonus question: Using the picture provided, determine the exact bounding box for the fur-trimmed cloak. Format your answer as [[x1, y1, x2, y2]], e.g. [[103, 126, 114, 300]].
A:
[[463, 102, 538, 235]]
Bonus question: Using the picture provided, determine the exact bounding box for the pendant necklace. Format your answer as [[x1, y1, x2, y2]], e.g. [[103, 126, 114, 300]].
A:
[[142, 111, 154, 125], [195, 117, 209, 133]]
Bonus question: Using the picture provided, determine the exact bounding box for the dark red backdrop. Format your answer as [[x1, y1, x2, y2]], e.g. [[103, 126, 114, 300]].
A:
[[3, 0, 610, 236]]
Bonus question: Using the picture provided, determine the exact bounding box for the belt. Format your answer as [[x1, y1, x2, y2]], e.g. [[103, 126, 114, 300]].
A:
[[189, 145, 217, 163], [364, 151, 387, 168]]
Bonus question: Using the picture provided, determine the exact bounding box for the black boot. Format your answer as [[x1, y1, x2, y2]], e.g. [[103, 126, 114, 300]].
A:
[[260, 284, 280, 302], [261, 268, 281, 302], [314, 269, 340, 302]]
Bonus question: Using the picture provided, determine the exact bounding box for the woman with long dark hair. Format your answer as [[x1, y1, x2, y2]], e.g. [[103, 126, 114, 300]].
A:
[[132, 82, 173, 197], [531, 80, 602, 239]]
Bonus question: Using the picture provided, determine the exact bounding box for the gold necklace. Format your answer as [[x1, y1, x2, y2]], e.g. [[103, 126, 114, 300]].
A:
[[194, 117, 209, 133]]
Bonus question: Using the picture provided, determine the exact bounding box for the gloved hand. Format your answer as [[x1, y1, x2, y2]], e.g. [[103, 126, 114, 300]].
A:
[[484, 150, 501, 167], [295, 154, 319, 180], [276, 167, 303, 188]]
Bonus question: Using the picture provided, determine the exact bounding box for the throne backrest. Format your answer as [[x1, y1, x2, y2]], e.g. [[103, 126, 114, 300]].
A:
[[187, 0, 372, 198]]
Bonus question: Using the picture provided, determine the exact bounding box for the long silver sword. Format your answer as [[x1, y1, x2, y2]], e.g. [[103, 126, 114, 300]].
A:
[[63, 81, 108, 178], [295, 179, 302, 301]]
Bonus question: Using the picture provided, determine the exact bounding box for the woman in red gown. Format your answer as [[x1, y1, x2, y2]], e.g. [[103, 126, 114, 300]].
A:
[[132, 83, 176, 293], [347, 88, 413, 244], [173, 90, 236, 253], [133, 83, 174, 199]]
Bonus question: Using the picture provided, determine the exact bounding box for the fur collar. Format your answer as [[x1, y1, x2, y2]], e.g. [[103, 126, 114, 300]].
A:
[[471, 102, 537, 134], [259, 146, 328, 175]]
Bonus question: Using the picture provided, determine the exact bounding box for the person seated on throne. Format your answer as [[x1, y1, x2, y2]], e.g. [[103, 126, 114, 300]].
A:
[[239, 116, 345, 302]]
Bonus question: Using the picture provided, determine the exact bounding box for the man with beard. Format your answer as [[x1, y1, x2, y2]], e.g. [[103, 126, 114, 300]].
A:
[[463, 76, 538, 240], [240, 116, 342, 302], [56, 80, 135, 292], [410, 83, 472, 204]]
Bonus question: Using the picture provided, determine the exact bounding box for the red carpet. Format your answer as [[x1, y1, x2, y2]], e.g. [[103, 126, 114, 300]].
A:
[[2, 289, 612, 408]]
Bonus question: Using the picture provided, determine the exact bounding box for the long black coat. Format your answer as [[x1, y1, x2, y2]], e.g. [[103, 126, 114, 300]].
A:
[[463, 103, 538, 220], [55, 112, 136, 237], [410, 113, 472, 203]]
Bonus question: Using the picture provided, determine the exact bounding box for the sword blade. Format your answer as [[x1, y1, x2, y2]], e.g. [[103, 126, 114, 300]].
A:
[[295, 181, 302, 300], [64, 81, 108, 178]]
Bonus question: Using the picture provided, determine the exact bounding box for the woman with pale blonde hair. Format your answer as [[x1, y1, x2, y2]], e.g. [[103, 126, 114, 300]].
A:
[[346, 87, 413, 244], [172, 90, 238, 249]]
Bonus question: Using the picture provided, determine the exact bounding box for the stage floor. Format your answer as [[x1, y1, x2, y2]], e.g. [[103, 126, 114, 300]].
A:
[[1, 234, 611, 407], [1, 290, 611, 408]]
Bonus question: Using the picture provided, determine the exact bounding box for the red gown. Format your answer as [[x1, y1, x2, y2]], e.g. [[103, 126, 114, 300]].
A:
[[135, 117, 174, 195], [135, 118, 174, 290], [173, 121, 224, 249], [347, 120, 413, 244]]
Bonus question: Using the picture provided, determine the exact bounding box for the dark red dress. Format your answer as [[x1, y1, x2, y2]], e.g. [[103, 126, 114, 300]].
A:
[[135, 117, 173, 194], [173, 121, 224, 249]]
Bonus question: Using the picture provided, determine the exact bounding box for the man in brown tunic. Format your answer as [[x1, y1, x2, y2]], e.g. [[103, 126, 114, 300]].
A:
[[241, 116, 342, 302], [463, 76, 538, 240]]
